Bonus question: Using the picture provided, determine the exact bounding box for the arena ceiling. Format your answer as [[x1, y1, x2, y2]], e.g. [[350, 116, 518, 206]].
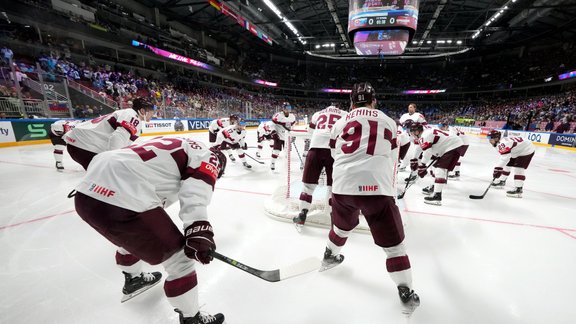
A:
[[138, 0, 576, 58]]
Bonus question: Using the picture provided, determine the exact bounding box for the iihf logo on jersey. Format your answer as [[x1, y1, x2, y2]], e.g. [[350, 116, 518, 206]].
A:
[[88, 183, 116, 197], [358, 185, 379, 192]]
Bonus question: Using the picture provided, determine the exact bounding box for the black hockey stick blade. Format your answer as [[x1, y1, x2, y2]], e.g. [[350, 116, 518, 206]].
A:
[[469, 178, 495, 200], [211, 251, 321, 282], [244, 153, 265, 164]]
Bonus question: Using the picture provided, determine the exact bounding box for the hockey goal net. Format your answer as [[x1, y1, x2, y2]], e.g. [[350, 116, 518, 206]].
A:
[[263, 128, 370, 232]]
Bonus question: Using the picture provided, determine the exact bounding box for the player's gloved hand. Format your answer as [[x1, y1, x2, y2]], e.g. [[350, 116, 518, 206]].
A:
[[410, 159, 418, 171], [184, 221, 215, 264], [417, 164, 427, 178], [493, 167, 503, 179]]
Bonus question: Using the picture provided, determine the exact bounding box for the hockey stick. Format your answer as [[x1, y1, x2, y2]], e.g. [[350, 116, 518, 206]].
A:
[[469, 178, 496, 199], [291, 140, 304, 165], [244, 153, 265, 164], [397, 160, 435, 200], [211, 251, 320, 282]]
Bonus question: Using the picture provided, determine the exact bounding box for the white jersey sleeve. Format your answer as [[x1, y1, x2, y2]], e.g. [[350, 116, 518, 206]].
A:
[[330, 107, 398, 196], [216, 125, 246, 146], [495, 137, 535, 168], [309, 106, 347, 149], [400, 112, 427, 125], [50, 120, 67, 136], [64, 109, 142, 153], [209, 118, 230, 133], [75, 137, 220, 227], [450, 126, 469, 145], [397, 126, 411, 146], [418, 128, 463, 164]]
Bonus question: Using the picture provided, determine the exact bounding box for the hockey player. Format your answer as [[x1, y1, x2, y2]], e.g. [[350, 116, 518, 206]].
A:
[[396, 121, 411, 172], [487, 130, 535, 198], [324, 82, 420, 317], [49, 119, 82, 171], [293, 103, 347, 230], [215, 122, 251, 169], [269, 110, 296, 171], [63, 97, 155, 170], [439, 121, 469, 179], [255, 120, 276, 158], [400, 105, 428, 183], [208, 114, 239, 143], [410, 123, 464, 206], [73, 137, 227, 324], [399, 103, 427, 126]]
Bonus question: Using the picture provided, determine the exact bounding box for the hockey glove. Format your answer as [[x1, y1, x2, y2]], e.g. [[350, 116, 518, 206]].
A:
[[417, 164, 428, 178], [410, 159, 419, 171], [184, 221, 215, 264], [242, 143, 247, 150], [493, 167, 503, 179]]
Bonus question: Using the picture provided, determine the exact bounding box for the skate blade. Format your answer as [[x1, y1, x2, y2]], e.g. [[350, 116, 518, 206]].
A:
[[423, 200, 441, 206], [491, 186, 504, 190], [293, 223, 303, 233], [120, 281, 161, 303], [506, 194, 522, 198], [319, 261, 343, 272]]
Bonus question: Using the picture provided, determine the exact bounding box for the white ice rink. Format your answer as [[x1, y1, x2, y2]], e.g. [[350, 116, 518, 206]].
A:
[[1, 129, 575, 324]]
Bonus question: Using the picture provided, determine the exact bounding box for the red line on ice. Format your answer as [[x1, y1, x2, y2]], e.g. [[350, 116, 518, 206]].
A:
[[0, 209, 76, 230], [0, 160, 83, 173], [217, 187, 271, 196]]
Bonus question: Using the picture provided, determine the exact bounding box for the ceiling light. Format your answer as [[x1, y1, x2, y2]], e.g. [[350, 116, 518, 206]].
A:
[[456, 40, 462, 44], [263, 0, 307, 45], [426, 40, 432, 44], [437, 40, 445, 44], [315, 45, 320, 49], [447, 40, 452, 43], [412, 40, 417, 44]]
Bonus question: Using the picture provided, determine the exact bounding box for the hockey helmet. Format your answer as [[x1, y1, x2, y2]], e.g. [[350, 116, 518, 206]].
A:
[[229, 114, 240, 124], [402, 119, 414, 129], [486, 129, 501, 140], [209, 146, 227, 179], [409, 122, 424, 135], [438, 119, 450, 129], [350, 82, 375, 106], [132, 97, 155, 111]]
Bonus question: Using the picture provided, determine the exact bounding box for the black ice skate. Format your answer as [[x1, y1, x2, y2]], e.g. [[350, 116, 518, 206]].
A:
[[398, 286, 420, 318], [506, 187, 523, 198], [121, 271, 162, 303], [228, 154, 236, 162], [270, 161, 276, 171], [56, 162, 64, 171], [405, 174, 417, 183], [175, 309, 225, 324], [491, 180, 506, 189], [292, 209, 308, 232], [320, 247, 344, 272], [421, 185, 434, 195], [255, 151, 261, 158], [448, 171, 460, 179], [424, 192, 442, 206], [242, 162, 252, 169]]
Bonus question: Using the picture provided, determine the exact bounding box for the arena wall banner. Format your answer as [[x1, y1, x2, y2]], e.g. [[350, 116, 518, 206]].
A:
[[187, 119, 211, 130], [505, 130, 550, 144], [10, 120, 52, 141], [548, 133, 576, 147], [0, 121, 16, 143], [142, 120, 188, 133]]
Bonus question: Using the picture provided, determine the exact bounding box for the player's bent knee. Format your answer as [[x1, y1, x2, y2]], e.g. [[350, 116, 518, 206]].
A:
[[162, 250, 196, 279]]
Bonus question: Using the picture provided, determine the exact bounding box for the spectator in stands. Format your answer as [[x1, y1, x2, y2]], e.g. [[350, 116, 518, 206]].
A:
[[0, 112, 7, 119], [555, 116, 571, 133], [545, 119, 555, 132]]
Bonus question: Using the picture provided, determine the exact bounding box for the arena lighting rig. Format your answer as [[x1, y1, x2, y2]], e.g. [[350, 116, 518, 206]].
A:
[[472, 0, 519, 39], [262, 0, 307, 45]]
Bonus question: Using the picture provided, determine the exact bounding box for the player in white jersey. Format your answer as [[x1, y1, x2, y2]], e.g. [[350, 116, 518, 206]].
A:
[[73, 137, 227, 324], [270, 110, 296, 170], [215, 122, 251, 169], [399, 104, 427, 183], [410, 123, 464, 206], [208, 114, 239, 143], [439, 121, 470, 178], [292, 104, 347, 230], [399, 103, 427, 126], [64, 97, 155, 170], [255, 120, 276, 158], [324, 82, 420, 317], [49, 119, 82, 171], [396, 122, 411, 171], [487, 130, 535, 198]]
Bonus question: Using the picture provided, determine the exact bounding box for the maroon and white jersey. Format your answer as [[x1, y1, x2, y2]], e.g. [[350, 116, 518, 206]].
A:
[[272, 112, 296, 140], [399, 112, 427, 126], [50, 119, 82, 137], [64, 109, 141, 153], [397, 125, 411, 147], [208, 117, 232, 133], [449, 126, 469, 146], [308, 106, 347, 149], [257, 121, 276, 136], [330, 107, 398, 196], [418, 128, 463, 163], [216, 124, 247, 147], [495, 137, 535, 168], [75, 137, 221, 227]]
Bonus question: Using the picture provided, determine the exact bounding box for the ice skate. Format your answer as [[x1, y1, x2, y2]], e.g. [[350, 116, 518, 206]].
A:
[[270, 161, 276, 171], [398, 166, 406, 172], [175, 309, 225, 324], [491, 180, 506, 189], [242, 162, 252, 169], [506, 187, 523, 198], [120, 271, 162, 303], [255, 151, 261, 158], [320, 247, 344, 272], [292, 209, 308, 233], [448, 171, 460, 179], [228, 154, 236, 162], [56, 162, 64, 172], [421, 185, 434, 195], [398, 286, 420, 318], [424, 192, 442, 206], [405, 174, 417, 183]]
